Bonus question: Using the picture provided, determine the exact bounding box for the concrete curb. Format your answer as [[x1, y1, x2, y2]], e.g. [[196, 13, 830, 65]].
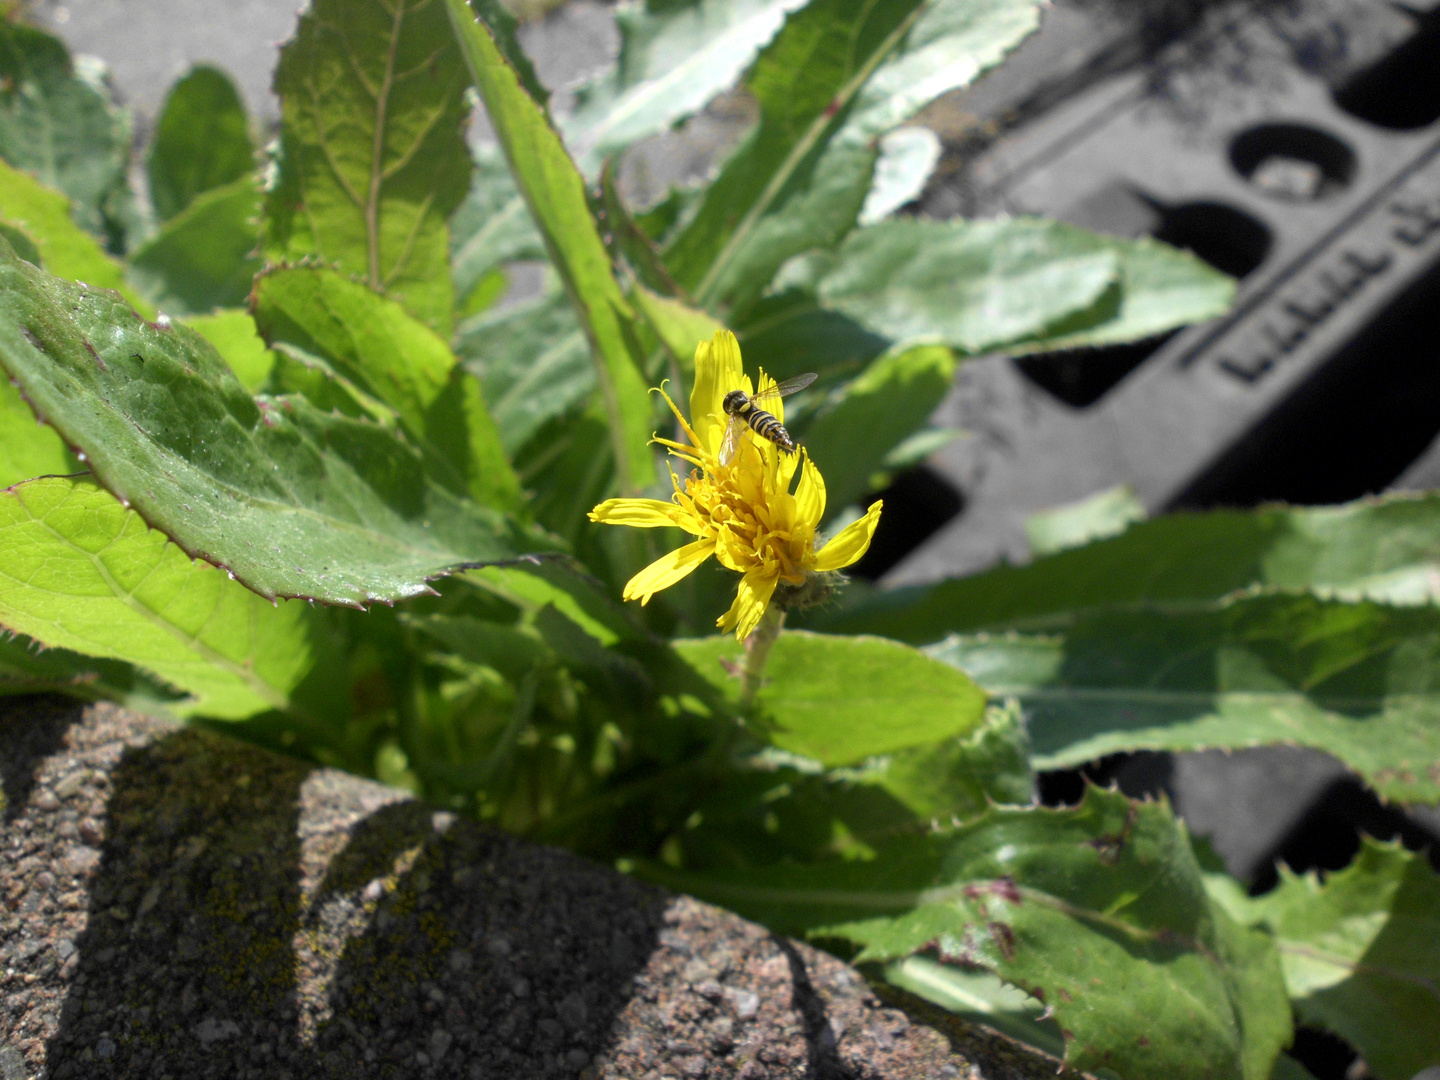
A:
[[0, 698, 1066, 1080]]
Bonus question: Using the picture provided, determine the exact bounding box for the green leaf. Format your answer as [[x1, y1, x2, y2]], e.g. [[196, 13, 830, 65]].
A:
[[147, 65, 255, 223], [803, 217, 1120, 353], [0, 476, 342, 720], [562, 0, 810, 176], [674, 630, 986, 766], [0, 630, 184, 711], [882, 958, 1064, 1058], [0, 237, 551, 605], [663, 789, 1292, 1080], [448, 142, 543, 308], [1007, 234, 1237, 354], [444, 0, 655, 491], [1239, 839, 1440, 1080], [665, 0, 1043, 315], [126, 179, 263, 316], [929, 592, 1440, 804], [454, 289, 592, 456], [265, 0, 473, 331], [0, 159, 151, 313], [858, 126, 941, 226], [183, 309, 277, 392], [0, 373, 77, 488], [822, 493, 1440, 642], [1025, 484, 1146, 557], [0, 23, 133, 245], [800, 343, 956, 518], [252, 266, 519, 510], [629, 282, 724, 374]]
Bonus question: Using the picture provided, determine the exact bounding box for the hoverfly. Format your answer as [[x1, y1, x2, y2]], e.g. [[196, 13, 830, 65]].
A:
[[718, 372, 818, 466]]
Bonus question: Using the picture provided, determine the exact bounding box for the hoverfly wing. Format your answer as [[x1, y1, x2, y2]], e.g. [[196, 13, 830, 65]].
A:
[[718, 413, 746, 466], [748, 372, 818, 406]]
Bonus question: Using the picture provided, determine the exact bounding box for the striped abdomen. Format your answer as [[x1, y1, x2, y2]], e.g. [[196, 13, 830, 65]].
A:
[[740, 403, 796, 453]]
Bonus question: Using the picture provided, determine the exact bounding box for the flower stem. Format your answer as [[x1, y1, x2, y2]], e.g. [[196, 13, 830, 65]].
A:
[[739, 604, 785, 708]]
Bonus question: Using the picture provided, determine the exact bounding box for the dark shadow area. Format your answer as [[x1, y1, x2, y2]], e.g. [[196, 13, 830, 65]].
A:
[[772, 937, 852, 1080], [0, 694, 83, 823], [1229, 123, 1357, 202], [1173, 259, 1440, 508], [1152, 201, 1273, 281], [1250, 776, 1440, 896], [1288, 1025, 1360, 1080], [847, 468, 964, 582], [1333, 7, 1440, 130], [1014, 334, 1178, 409], [1035, 752, 1171, 808], [27, 718, 664, 1079]]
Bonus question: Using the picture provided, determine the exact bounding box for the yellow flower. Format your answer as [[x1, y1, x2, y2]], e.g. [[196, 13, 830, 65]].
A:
[[589, 330, 883, 640]]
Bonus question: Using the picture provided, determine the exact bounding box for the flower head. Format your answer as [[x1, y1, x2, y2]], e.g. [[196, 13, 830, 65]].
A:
[[589, 330, 882, 639]]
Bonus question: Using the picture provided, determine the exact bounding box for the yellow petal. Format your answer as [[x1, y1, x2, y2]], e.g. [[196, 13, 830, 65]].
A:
[[692, 329, 744, 456], [623, 539, 717, 605], [589, 498, 702, 535], [794, 452, 825, 527], [717, 567, 780, 640], [813, 500, 883, 572]]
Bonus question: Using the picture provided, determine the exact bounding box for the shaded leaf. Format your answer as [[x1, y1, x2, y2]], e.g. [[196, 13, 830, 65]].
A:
[[659, 789, 1292, 1080], [929, 591, 1440, 804], [0, 159, 150, 312], [821, 494, 1440, 642], [1025, 484, 1145, 557], [0, 630, 184, 711], [0, 238, 552, 604], [252, 265, 520, 509], [800, 343, 956, 518], [265, 0, 473, 331], [563, 0, 810, 176], [444, 0, 655, 490], [674, 630, 986, 766], [126, 178, 263, 316], [147, 65, 255, 223], [0, 476, 342, 720], [448, 141, 543, 307], [1231, 839, 1440, 1080], [455, 287, 592, 455], [0, 23, 132, 244]]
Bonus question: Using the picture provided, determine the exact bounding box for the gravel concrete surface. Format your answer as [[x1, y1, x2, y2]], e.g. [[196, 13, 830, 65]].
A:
[[0, 697, 1067, 1080]]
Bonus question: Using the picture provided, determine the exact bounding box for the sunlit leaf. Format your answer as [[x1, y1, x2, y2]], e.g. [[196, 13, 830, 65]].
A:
[[183, 309, 277, 393], [563, 0, 810, 176], [265, 0, 472, 331], [0, 476, 343, 720], [252, 265, 520, 510], [675, 630, 986, 766], [444, 0, 655, 490], [0, 159, 150, 312], [0, 237, 552, 605]]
